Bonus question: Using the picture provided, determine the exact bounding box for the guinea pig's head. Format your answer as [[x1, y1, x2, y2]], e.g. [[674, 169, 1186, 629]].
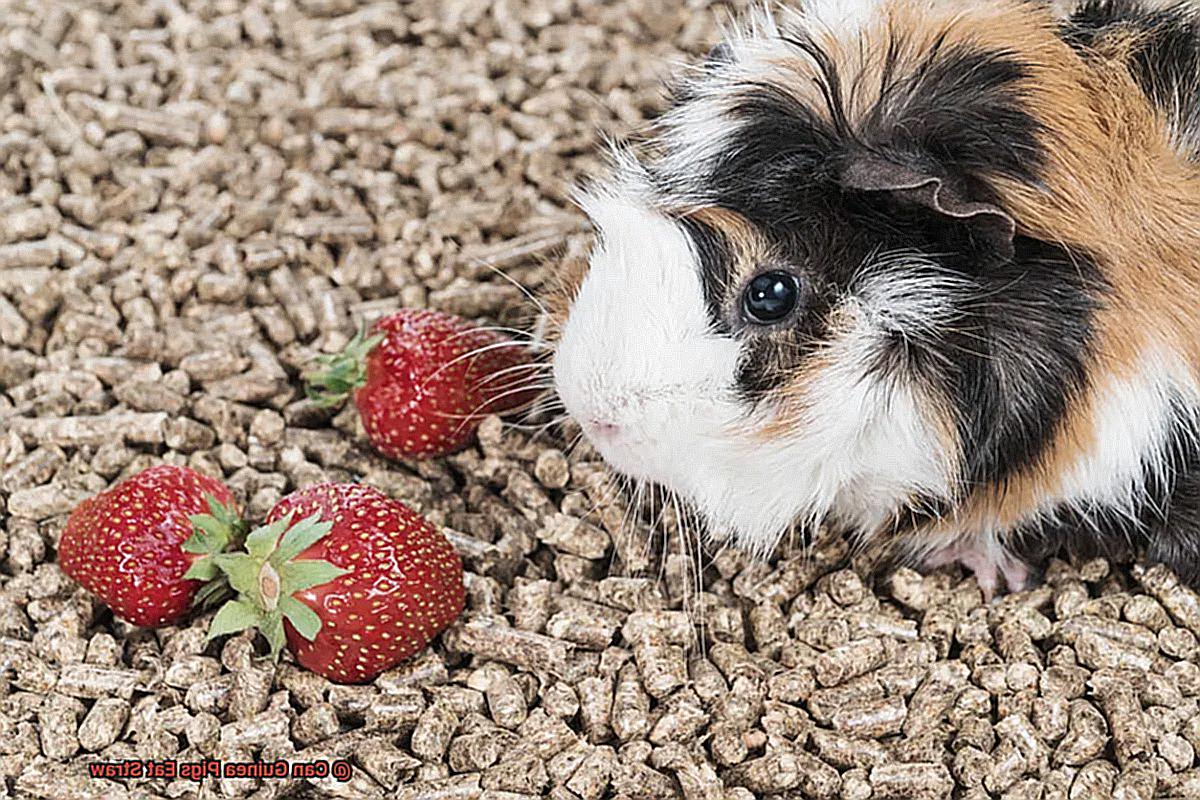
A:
[[552, 0, 1144, 556]]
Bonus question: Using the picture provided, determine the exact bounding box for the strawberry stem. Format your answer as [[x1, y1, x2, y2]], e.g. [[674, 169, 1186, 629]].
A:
[[205, 512, 349, 660], [258, 561, 281, 611], [305, 327, 386, 408]]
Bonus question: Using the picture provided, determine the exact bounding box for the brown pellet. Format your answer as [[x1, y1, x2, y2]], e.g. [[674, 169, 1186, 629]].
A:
[[611, 663, 652, 742], [444, 617, 575, 676], [832, 694, 908, 739], [411, 701, 460, 762], [811, 727, 891, 770], [1055, 700, 1110, 766], [1092, 673, 1152, 767], [633, 642, 688, 700], [1136, 564, 1200, 636], [815, 636, 889, 687], [808, 675, 887, 724], [76, 697, 128, 752], [565, 745, 616, 800], [870, 762, 955, 799], [727, 749, 806, 794]]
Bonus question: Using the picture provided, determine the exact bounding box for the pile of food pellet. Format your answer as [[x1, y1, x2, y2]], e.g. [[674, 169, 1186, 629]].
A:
[[3, 1, 1200, 798]]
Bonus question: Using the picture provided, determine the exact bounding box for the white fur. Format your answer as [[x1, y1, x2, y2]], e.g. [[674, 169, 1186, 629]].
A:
[[554, 189, 744, 485], [655, 98, 740, 191], [554, 195, 958, 556], [1052, 345, 1199, 522], [804, 0, 884, 35], [852, 254, 974, 343], [794, 266, 961, 539]]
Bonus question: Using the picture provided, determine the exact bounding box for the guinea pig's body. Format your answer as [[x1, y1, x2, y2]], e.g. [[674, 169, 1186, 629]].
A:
[[550, 0, 1200, 596]]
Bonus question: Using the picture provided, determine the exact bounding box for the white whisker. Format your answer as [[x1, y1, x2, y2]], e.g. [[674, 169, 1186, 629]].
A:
[[474, 260, 551, 319], [421, 340, 543, 387], [472, 361, 552, 391]]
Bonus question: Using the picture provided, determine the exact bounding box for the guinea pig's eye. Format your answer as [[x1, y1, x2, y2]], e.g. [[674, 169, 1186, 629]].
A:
[[742, 271, 802, 324]]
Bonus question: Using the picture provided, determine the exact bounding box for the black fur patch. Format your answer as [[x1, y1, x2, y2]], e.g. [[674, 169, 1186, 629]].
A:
[[1063, 0, 1200, 158], [1009, 395, 1200, 586], [697, 82, 838, 233], [851, 40, 1046, 186], [678, 216, 733, 330], [945, 238, 1104, 487]]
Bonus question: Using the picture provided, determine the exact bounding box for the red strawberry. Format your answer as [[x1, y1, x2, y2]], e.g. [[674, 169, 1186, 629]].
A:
[[58, 465, 245, 628], [306, 310, 541, 459], [206, 482, 465, 683]]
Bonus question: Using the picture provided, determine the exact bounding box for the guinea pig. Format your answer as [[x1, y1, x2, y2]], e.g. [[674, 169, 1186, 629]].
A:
[[547, 0, 1200, 597]]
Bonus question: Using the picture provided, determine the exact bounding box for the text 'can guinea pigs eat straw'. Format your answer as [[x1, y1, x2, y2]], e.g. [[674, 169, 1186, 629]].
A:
[[548, 0, 1200, 598]]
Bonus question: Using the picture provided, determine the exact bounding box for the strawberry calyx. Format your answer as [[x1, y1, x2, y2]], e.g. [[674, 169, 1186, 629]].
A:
[[205, 512, 349, 659], [181, 495, 250, 611], [305, 327, 386, 408]]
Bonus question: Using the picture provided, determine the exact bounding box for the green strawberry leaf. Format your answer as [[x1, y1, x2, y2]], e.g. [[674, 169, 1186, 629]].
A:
[[212, 553, 261, 599], [182, 521, 224, 555], [245, 515, 292, 561], [208, 599, 264, 640], [183, 496, 249, 562], [180, 534, 206, 555], [183, 555, 219, 582], [280, 559, 349, 594], [280, 596, 322, 641], [260, 611, 286, 660], [270, 514, 333, 567], [207, 495, 235, 524], [200, 498, 361, 665], [188, 513, 228, 541], [304, 327, 385, 407]]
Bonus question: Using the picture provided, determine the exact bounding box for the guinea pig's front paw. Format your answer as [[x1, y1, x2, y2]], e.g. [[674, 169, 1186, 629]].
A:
[[922, 539, 1031, 601]]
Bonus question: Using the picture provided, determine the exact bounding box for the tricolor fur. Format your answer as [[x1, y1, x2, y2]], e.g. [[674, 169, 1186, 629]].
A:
[[550, 0, 1200, 592]]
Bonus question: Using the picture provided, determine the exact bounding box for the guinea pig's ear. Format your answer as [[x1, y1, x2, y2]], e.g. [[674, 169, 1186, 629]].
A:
[[840, 151, 1017, 262]]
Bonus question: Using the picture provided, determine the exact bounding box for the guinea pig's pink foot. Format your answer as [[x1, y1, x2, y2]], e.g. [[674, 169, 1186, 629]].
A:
[[999, 559, 1031, 595], [921, 540, 1030, 601]]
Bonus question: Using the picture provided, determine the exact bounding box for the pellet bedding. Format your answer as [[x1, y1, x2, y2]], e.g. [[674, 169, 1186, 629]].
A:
[[1, 1, 1199, 799]]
